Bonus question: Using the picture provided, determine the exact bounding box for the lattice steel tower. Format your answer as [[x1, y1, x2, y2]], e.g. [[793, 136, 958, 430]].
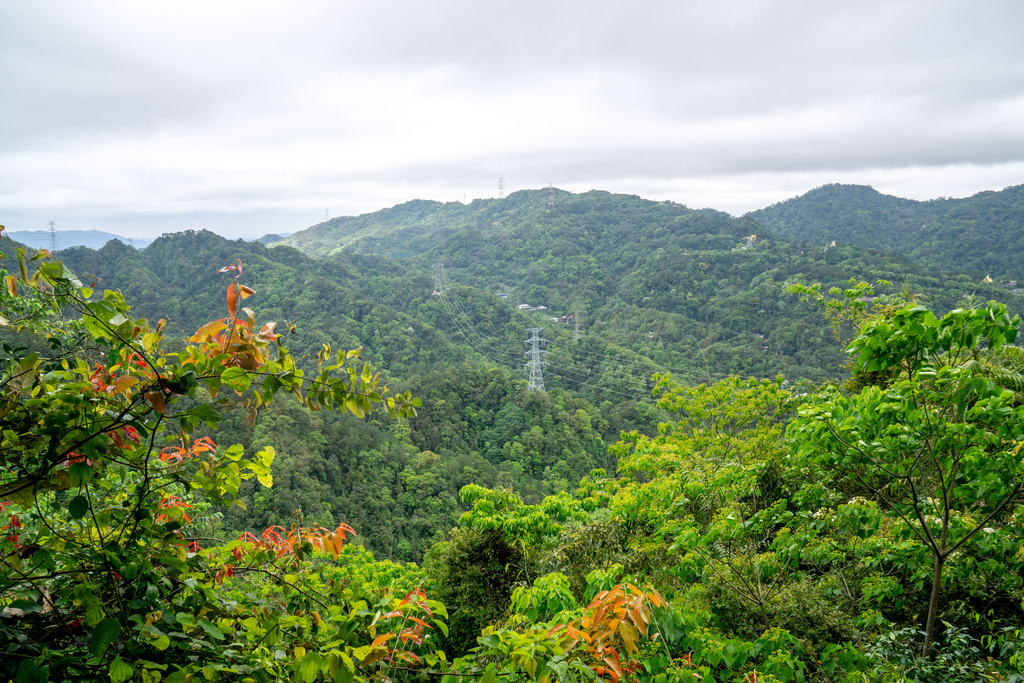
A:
[[498, 178, 506, 199], [47, 221, 57, 252], [524, 327, 546, 392]]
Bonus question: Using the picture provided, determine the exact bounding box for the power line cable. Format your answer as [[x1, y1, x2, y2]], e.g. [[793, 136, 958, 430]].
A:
[[438, 265, 707, 384], [434, 267, 666, 402]]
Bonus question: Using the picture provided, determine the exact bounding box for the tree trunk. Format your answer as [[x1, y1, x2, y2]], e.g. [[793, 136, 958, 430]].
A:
[[922, 553, 946, 658]]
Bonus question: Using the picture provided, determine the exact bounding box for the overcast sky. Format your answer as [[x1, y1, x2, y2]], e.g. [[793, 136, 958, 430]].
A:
[[2, 1, 1023, 239]]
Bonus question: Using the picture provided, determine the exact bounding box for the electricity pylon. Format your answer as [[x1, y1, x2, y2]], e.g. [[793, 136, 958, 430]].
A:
[[524, 327, 546, 392]]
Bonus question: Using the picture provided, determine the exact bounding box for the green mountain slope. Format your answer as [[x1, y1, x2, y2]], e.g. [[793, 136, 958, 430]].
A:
[[746, 183, 1024, 279], [279, 188, 1022, 387], [50, 190, 1024, 561]]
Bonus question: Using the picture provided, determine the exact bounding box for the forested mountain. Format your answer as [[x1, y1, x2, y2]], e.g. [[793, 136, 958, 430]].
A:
[[47, 188, 1022, 564], [60, 190, 1024, 398], [4, 187, 1024, 681], [747, 183, 1024, 279]]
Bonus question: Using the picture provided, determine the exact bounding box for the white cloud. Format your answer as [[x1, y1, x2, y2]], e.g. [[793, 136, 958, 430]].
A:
[[1, 0, 1022, 238]]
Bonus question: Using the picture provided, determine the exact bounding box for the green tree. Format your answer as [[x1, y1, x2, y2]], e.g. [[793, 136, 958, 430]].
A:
[[789, 302, 1024, 656]]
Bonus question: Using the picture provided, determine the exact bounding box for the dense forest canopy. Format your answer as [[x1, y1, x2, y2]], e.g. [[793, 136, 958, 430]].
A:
[[2, 185, 1024, 682], [747, 183, 1024, 281]]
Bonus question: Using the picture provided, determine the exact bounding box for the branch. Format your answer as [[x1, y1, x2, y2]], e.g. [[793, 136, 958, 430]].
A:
[[945, 483, 1024, 557], [388, 666, 518, 678], [228, 566, 330, 610]]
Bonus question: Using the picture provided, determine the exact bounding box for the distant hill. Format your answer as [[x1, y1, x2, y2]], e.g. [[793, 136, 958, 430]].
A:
[[5, 229, 153, 251], [746, 183, 1024, 280], [254, 233, 292, 245], [279, 198, 511, 257]]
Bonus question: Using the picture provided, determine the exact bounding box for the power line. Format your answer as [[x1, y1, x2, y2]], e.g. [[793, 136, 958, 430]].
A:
[[434, 264, 668, 391], [433, 265, 725, 392], [433, 265, 674, 402]]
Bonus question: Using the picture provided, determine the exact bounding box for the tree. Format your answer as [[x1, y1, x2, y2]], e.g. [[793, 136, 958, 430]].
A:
[[789, 302, 1024, 657], [0, 242, 437, 681]]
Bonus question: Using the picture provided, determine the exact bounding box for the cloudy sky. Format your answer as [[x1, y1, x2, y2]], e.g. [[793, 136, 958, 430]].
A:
[[2, 1, 1023, 239]]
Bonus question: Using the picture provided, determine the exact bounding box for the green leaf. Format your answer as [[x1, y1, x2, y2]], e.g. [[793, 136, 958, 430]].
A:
[[220, 367, 252, 394], [197, 618, 224, 640], [190, 403, 222, 425], [298, 652, 322, 683], [68, 462, 94, 487], [15, 659, 38, 683], [87, 299, 118, 323], [481, 670, 496, 683], [150, 634, 171, 651], [109, 656, 134, 682], [478, 634, 501, 649], [68, 495, 89, 520], [91, 618, 122, 658], [255, 445, 275, 467]]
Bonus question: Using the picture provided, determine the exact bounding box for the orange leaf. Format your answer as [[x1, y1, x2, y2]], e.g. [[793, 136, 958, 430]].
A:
[[146, 391, 165, 414], [226, 284, 238, 318], [239, 285, 256, 299], [111, 376, 139, 394], [371, 633, 395, 648], [190, 319, 228, 342], [602, 654, 623, 683], [5, 275, 17, 297], [330, 532, 345, 559], [617, 622, 638, 655]]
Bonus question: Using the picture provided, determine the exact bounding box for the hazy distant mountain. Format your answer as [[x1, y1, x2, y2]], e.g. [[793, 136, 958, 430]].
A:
[[746, 183, 1024, 280], [254, 233, 293, 245], [5, 230, 153, 251]]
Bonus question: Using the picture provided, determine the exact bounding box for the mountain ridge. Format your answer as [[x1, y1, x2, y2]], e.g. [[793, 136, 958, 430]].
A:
[[746, 182, 1024, 279]]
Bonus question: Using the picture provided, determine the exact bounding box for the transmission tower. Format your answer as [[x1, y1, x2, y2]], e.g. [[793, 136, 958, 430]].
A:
[[47, 221, 57, 252], [547, 185, 555, 212], [524, 327, 546, 392], [431, 262, 444, 297], [574, 311, 580, 342], [325, 209, 329, 222], [498, 178, 506, 199]]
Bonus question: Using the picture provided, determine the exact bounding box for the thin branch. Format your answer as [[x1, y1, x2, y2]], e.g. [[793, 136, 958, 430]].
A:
[[229, 566, 330, 610]]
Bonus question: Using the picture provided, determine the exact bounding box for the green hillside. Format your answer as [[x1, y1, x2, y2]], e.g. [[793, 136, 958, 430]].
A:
[[5, 189, 1024, 681], [48, 188, 1023, 564], [747, 183, 1024, 280]]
